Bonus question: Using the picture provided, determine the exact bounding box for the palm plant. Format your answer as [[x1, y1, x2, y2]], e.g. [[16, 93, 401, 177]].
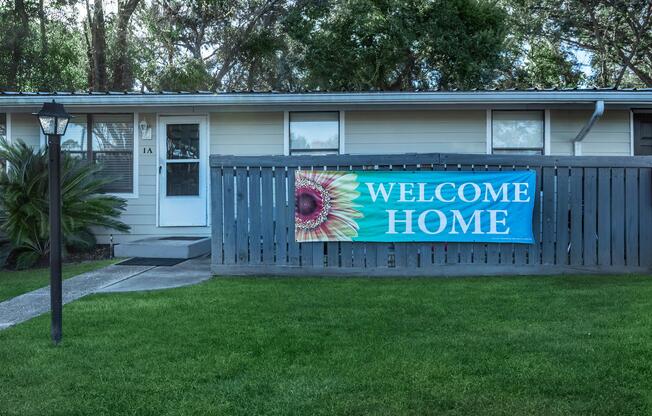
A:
[[0, 138, 130, 268]]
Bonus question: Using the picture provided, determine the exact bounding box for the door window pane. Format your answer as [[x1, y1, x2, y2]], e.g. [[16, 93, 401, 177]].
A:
[[167, 124, 200, 159], [492, 111, 544, 154], [167, 163, 199, 196], [290, 112, 339, 153]]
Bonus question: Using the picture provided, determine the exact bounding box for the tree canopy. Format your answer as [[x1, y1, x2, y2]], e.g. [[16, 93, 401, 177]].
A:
[[0, 0, 649, 92]]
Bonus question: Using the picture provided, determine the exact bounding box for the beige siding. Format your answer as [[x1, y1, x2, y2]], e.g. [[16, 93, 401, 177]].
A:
[[345, 110, 487, 154], [550, 110, 631, 156], [10, 113, 41, 148], [210, 112, 284, 155]]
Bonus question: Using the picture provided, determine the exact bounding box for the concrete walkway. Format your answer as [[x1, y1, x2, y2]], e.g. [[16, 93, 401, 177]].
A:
[[0, 257, 211, 330], [98, 257, 211, 293]]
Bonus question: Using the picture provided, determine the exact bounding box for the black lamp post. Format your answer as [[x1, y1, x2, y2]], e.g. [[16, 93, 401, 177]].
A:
[[34, 100, 71, 345]]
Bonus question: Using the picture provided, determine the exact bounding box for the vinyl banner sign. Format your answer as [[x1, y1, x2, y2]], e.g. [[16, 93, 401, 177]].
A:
[[294, 170, 536, 243]]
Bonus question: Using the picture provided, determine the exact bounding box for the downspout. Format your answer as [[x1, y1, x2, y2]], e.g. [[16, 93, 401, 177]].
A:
[[573, 100, 604, 155]]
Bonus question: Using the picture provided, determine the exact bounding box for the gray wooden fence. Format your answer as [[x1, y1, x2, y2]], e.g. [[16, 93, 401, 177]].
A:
[[210, 153, 652, 276]]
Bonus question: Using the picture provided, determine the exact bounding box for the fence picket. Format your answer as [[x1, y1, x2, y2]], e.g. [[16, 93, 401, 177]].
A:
[[625, 169, 639, 266], [528, 166, 542, 265], [210, 167, 224, 265], [261, 168, 274, 264], [541, 167, 556, 264], [639, 169, 652, 267], [569, 168, 584, 265], [597, 168, 611, 265], [287, 168, 301, 266], [583, 168, 598, 266], [248, 167, 262, 265], [274, 167, 288, 265], [235, 168, 249, 264], [555, 167, 570, 265], [611, 168, 626, 266], [222, 168, 236, 265]]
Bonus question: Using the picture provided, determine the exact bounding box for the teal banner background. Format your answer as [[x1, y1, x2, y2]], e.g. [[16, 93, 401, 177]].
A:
[[294, 170, 536, 243]]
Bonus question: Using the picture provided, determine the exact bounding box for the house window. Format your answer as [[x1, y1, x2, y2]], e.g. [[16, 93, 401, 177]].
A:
[[62, 114, 134, 194], [289, 112, 339, 155], [0, 114, 6, 173], [492, 111, 544, 155]]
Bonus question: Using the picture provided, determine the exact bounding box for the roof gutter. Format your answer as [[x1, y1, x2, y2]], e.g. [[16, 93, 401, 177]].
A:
[[0, 92, 650, 108], [573, 100, 605, 155]]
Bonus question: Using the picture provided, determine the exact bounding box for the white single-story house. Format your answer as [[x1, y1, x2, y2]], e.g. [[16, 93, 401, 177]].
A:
[[0, 89, 651, 245]]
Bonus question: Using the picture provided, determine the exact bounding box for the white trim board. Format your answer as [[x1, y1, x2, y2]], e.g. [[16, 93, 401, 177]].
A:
[[485, 109, 492, 154], [283, 111, 290, 155], [544, 109, 551, 155], [630, 110, 635, 156], [339, 110, 346, 154]]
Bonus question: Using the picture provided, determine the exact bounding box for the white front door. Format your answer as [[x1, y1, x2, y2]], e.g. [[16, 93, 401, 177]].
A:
[[158, 116, 208, 227]]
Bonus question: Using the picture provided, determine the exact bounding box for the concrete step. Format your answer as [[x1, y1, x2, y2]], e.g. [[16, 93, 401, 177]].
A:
[[114, 236, 211, 259]]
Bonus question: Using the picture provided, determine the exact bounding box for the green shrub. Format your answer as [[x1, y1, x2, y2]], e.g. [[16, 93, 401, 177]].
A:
[[0, 138, 130, 269]]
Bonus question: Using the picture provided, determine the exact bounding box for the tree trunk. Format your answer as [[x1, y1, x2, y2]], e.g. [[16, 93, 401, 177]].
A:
[[8, 0, 30, 89], [91, 0, 108, 91], [38, 0, 48, 55], [110, 0, 141, 90]]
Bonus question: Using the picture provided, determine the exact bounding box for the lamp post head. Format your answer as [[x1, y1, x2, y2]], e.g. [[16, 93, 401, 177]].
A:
[[34, 100, 72, 136]]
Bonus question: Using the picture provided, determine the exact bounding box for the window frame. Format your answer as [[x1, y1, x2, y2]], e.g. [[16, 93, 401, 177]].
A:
[[45, 112, 138, 198], [490, 109, 546, 155], [288, 111, 341, 155]]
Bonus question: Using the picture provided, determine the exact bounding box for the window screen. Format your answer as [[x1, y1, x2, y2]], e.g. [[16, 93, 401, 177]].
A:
[[492, 111, 544, 155], [61, 114, 134, 193], [62, 115, 88, 157], [289, 112, 339, 155]]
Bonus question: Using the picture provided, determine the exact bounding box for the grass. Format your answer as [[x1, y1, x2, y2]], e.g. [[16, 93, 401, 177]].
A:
[[1, 275, 652, 415], [0, 260, 116, 302]]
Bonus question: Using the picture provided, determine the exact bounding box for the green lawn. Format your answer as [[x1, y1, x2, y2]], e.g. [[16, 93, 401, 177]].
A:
[[0, 260, 116, 302], [1, 275, 652, 415]]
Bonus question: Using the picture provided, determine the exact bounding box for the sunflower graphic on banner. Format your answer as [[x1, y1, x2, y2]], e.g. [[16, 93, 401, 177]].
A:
[[294, 171, 363, 241]]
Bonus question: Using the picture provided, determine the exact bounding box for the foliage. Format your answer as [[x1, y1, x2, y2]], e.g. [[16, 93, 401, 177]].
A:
[[0, 0, 649, 91], [504, 0, 652, 88], [285, 0, 508, 90], [136, 0, 290, 91], [499, 40, 585, 89], [0, 139, 129, 269], [0, 209, 9, 268], [0, 3, 87, 91]]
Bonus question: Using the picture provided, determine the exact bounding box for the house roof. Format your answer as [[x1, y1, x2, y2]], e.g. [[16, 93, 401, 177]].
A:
[[0, 88, 651, 108]]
